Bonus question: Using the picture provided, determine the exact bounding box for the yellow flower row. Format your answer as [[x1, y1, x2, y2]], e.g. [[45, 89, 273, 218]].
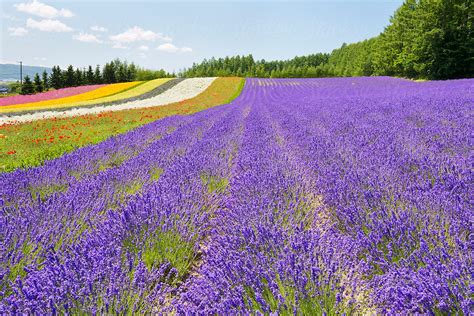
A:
[[17, 78, 172, 113], [74, 78, 172, 107], [0, 81, 143, 114]]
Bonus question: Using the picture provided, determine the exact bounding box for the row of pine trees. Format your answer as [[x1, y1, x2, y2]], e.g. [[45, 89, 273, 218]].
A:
[[20, 59, 173, 95], [180, 54, 333, 78]]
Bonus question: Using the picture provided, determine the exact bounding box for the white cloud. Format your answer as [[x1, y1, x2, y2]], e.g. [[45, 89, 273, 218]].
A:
[[180, 46, 193, 53], [112, 42, 129, 49], [138, 45, 149, 51], [33, 57, 47, 66], [157, 43, 179, 53], [26, 18, 73, 32], [0, 58, 18, 64], [157, 43, 193, 53], [8, 26, 28, 36], [110, 26, 171, 43], [90, 25, 107, 32], [14, 0, 74, 18], [139, 53, 147, 59], [3, 14, 20, 21], [73, 33, 102, 43]]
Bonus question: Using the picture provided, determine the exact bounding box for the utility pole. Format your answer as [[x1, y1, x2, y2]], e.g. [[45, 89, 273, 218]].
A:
[[18, 61, 23, 86]]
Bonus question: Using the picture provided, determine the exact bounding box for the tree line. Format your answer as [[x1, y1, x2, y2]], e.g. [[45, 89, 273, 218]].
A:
[[181, 54, 332, 78], [182, 0, 472, 80], [19, 59, 174, 95]]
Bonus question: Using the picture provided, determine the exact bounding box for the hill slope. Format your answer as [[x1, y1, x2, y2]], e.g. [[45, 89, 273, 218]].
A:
[[0, 63, 52, 82]]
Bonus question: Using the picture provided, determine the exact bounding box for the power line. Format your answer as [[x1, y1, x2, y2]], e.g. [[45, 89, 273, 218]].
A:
[[17, 61, 23, 86]]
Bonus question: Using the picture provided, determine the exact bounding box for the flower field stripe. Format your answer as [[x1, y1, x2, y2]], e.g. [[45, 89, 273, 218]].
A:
[[0, 77, 243, 172], [0, 81, 142, 113], [72, 78, 175, 104], [0, 78, 216, 123], [1, 78, 182, 117], [0, 85, 106, 107], [50, 78, 174, 107], [74, 77, 217, 112]]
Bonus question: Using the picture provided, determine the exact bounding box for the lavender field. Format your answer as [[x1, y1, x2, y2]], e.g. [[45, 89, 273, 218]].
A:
[[1, 77, 472, 314]]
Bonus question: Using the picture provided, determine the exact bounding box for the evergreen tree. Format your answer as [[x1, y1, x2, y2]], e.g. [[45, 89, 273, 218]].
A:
[[42, 70, 49, 90], [94, 65, 102, 84], [128, 63, 137, 81], [33, 73, 43, 93], [117, 62, 127, 82], [74, 68, 83, 86], [20, 75, 35, 95], [102, 62, 116, 83], [421, 0, 473, 79], [50, 66, 63, 90], [64, 65, 75, 87], [370, 0, 471, 79], [86, 66, 94, 85]]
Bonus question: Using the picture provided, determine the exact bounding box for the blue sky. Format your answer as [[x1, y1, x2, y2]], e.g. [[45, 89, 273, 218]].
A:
[[1, 0, 403, 72]]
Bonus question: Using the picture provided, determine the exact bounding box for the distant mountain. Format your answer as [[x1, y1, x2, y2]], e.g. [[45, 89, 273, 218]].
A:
[[0, 63, 52, 82]]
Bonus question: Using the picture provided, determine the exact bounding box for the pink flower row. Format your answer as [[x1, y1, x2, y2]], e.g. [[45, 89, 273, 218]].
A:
[[0, 84, 105, 107]]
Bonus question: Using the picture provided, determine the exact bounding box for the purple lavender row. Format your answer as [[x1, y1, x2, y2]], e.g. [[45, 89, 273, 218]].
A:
[[175, 79, 360, 313]]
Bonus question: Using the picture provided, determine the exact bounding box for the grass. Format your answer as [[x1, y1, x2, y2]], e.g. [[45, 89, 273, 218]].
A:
[[0, 77, 244, 173], [149, 167, 164, 181], [244, 275, 350, 315], [122, 225, 198, 283], [0, 93, 19, 98], [141, 230, 197, 279], [29, 182, 69, 202], [226, 75, 245, 103], [200, 172, 229, 194], [0, 239, 43, 300]]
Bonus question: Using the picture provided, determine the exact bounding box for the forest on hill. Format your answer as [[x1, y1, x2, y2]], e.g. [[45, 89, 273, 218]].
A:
[[182, 0, 473, 80]]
